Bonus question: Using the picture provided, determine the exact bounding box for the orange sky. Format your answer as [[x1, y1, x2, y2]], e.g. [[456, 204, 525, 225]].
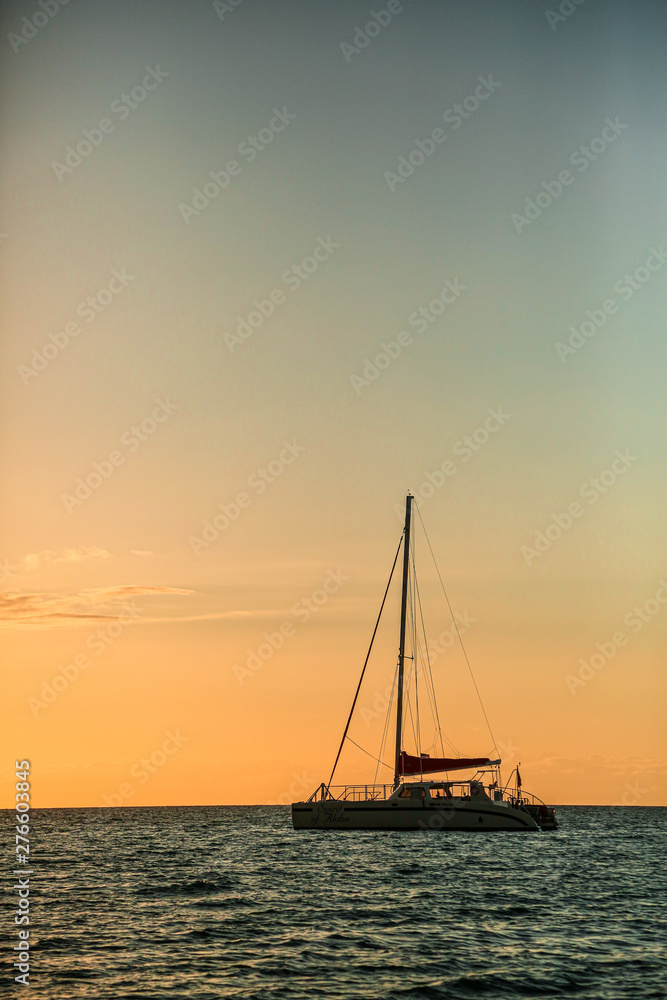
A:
[[2, 499, 665, 808], [2, 2, 666, 808]]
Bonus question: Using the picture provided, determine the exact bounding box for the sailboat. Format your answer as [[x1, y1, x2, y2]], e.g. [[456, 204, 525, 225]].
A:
[[291, 494, 558, 832]]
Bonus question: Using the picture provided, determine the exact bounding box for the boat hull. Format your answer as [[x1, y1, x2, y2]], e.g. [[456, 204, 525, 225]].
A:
[[292, 799, 540, 832]]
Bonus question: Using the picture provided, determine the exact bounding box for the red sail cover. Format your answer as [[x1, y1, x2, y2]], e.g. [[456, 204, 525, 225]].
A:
[[398, 751, 491, 775]]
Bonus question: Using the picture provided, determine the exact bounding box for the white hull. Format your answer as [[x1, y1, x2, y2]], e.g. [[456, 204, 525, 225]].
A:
[[292, 797, 540, 832]]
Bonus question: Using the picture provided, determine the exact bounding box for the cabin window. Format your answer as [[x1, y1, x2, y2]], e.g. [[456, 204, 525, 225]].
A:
[[399, 786, 425, 799]]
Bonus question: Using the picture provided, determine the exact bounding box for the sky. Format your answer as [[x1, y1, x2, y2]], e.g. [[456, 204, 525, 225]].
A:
[[1, 0, 665, 808]]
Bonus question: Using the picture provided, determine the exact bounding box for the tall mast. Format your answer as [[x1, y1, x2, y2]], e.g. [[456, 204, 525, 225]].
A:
[[394, 493, 413, 787]]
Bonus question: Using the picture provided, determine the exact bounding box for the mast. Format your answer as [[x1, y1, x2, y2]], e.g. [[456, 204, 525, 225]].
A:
[[394, 493, 413, 787]]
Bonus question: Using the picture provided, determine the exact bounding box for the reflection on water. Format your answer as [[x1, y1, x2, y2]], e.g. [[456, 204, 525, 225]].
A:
[[1, 806, 665, 999]]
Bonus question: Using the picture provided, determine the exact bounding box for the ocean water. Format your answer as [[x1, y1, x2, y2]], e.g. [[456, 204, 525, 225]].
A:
[[2, 806, 666, 999]]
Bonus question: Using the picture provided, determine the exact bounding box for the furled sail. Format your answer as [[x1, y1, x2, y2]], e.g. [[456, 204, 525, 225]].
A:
[[398, 751, 491, 775]]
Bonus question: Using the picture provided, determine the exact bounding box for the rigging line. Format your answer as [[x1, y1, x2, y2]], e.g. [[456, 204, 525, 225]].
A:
[[414, 609, 461, 756], [413, 625, 451, 754], [416, 638, 448, 753], [412, 566, 462, 757], [412, 515, 456, 756], [375, 661, 398, 784], [413, 566, 446, 758], [410, 610, 449, 756], [375, 702, 394, 782], [404, 686, 418, 753], [410, 542, 447, 754], [409, 579, 443, 752], [410, 531, 421, 755], [404, 595, 421, 755], [412, 629, 434, 743], [415, 504, 499, 758], [345, 736, 393, 772], [403, 656, 418, 750], [327, 534, 404, 788]]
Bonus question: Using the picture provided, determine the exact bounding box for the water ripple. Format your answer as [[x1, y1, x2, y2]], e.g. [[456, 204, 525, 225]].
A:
[[1, 806, 665, 999]]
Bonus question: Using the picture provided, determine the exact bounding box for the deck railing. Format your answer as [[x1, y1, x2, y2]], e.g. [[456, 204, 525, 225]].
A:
[[306, 783, 394, 803], [304, 779, 549, 807], [502, 788, 549, 808]]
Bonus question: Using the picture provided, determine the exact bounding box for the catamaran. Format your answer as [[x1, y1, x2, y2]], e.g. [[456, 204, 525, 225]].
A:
[[291, 494, 558, 832]]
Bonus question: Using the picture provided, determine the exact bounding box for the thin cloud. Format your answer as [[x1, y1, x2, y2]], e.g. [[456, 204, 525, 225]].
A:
[[0, 583, 286, 630], [138, 609, 284, 624], [79, 585, 194, 601], [525, 752, 667, 776], [0, 585, 195, 630], [22, 546, 113, 571]]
